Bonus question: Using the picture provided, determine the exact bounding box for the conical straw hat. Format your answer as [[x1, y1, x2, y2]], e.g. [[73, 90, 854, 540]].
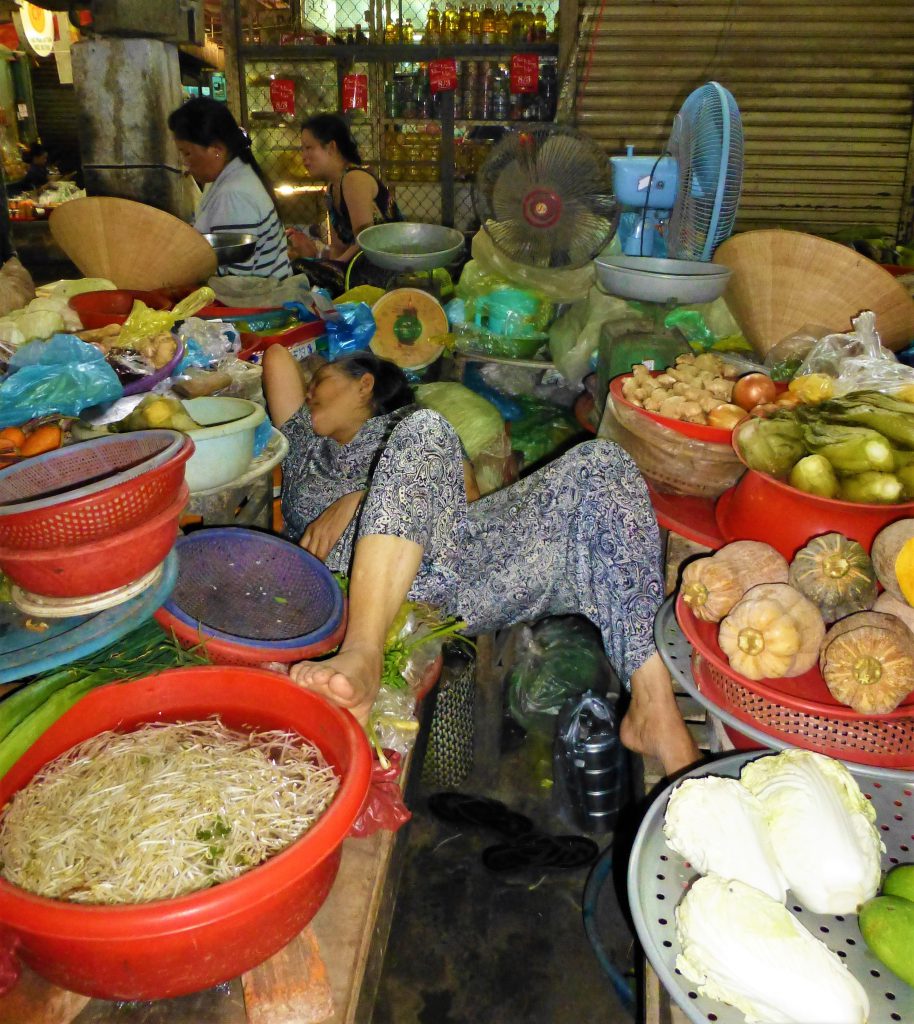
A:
[[713, 229, 914, 355], [49, 197, 218, 291]]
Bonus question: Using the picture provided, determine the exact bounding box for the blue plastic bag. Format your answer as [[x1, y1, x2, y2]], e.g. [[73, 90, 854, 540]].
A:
[[0, 334, 123, 427], [325, 302, 376, 360]]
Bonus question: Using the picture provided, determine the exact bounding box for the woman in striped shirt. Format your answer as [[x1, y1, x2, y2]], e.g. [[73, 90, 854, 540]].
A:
[[169, 98, 292, 279]]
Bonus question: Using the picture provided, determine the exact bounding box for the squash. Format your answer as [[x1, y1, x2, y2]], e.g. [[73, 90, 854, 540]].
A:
[[681, 541, 789, 623], [787, 532, 877, 623], [819, 611, 914, 714], [873, 592, 914, 636], [871, 519, 914, 606], [718, 583, 825, 680]]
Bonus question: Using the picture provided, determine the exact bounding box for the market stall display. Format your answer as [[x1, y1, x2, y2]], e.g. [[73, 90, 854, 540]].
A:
[[0, 666, 371, 1001], [629, 750, 913, 1024]]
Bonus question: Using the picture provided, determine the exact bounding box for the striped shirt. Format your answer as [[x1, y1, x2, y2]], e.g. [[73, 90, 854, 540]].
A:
[[193, 157, 292, 279]]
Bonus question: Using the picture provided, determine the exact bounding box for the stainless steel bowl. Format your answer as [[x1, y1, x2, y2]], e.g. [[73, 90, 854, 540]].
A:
[[357, 222, 465, 271], [203, 231, 257, 266], [594, 254, 732, 304]]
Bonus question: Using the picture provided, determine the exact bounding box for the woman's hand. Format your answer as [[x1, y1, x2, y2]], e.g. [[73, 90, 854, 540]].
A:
[[300, 490, 365, 561], [286, 226, 319, 259]]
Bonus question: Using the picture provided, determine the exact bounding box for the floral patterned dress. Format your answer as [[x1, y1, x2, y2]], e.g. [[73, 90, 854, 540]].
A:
[[281, 406, 664, 688]]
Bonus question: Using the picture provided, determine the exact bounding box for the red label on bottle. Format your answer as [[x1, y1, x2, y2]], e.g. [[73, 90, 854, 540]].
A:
[[342, 73, 369, 111], [429, 58, 458, 93], [510, 53, 539, 94], [269, 78, 296, 114]]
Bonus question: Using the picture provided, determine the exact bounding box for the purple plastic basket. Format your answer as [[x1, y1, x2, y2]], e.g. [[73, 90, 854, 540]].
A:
[[121, 338, 185, 396], [162, 528, 344, 648]]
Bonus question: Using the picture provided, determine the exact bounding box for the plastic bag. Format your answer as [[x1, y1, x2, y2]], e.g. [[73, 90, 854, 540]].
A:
[[118, 286, 215, 346], [176, 317, 241, 363], [549, 285, 633, 383], [324, 301, 375, 360], [509, 395, 579, 468], [0, 358, 123, 427], [206, 272, 314, 309], [349, 751, 412, 838], [471, 229, 594, 302], [597, 391, 745, 498], [507, 617, 614, 738], [763, 327, 824, 381], [794, 310, 914, 395]]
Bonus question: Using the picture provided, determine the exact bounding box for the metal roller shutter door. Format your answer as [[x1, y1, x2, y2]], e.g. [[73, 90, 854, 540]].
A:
[[574, 0, 914, 240]]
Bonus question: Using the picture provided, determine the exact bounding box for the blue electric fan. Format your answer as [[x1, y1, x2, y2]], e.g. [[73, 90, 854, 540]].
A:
[[611, 81, 744, 261]]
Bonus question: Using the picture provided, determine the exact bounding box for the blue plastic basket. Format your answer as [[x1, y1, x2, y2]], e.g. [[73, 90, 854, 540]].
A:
[[159, 528, 344, 650]]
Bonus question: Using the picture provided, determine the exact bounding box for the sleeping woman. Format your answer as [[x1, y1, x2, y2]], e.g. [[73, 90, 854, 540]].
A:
[[263, 343, 699, 777]]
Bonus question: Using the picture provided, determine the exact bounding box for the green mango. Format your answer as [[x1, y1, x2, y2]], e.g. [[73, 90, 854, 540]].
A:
[[859, 895, 914, 986], [883, 864, 914, 903]]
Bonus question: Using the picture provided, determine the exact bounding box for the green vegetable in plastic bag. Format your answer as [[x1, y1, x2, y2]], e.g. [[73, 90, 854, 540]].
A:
[[507, 617, 614, 738], [509, 396, 580, 468], [735, 416, 806, 477], [789, 454, 839, 498], [415, 382, 504, 461]]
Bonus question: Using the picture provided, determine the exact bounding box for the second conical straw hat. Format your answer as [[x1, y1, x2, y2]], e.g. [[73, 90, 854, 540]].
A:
[[50, 196, 218, 291], [713, 229, 914, 355]]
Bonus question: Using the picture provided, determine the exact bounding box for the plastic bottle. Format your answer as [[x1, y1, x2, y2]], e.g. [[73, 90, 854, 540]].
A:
[[458, 1, 472, 42], [553, 692, 627, 835], [495, 2, 510, 44], [480, 1, 496, 43], [425, 2, 441, 44], [509, 2, 525, 42], [523, 3, 535, 41], [469, 2, 482, 41], [533, 4, 547, 41], [443, 1, 460, 42]]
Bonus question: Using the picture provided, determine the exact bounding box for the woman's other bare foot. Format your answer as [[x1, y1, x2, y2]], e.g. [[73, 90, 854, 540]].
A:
[[621, 652, 701, 777], [288, 644, 382, 724]]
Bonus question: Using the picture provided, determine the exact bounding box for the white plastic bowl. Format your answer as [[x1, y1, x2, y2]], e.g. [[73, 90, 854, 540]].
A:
[[182, 397, 266, 492]]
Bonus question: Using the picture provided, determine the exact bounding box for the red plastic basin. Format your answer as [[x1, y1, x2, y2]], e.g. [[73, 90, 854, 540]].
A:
[[0, 666, 372, 1000], [69, 289, 173, 329]]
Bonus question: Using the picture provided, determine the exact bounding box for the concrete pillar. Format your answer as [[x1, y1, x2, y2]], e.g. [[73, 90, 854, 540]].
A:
[[71, 37, 192, 219]]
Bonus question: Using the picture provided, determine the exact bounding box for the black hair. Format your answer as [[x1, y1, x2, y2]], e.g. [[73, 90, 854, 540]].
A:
[[332, 351, 413, 415], [27, 142, 47, 162], [168, 98, 278, 205], [300, 113, 362, 165]]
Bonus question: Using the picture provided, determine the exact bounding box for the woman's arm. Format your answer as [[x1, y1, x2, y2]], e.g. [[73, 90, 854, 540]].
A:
[[300, 489, 365, 561], [262, 344, 307, 427], [336, 169, 380, 263]]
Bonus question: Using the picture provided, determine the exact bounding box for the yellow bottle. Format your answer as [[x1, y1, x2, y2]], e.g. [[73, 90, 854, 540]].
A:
[[481, 0, 496, 43], [425, 2, 441, 43], [534, 3, 547, 41], [443, 0, 460, 42], [384, 18, 397, 43], [458, 1, 472, 42], [470, 2, 482, 41], [495, 2, 510, 44]]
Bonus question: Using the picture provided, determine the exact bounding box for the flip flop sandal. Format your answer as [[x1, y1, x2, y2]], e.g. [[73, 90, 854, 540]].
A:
[[427, 791, 535, 839], [481, 833, 600, 873]]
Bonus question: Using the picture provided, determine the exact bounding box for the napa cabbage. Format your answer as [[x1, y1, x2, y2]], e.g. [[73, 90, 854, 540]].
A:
[[740, 749, 883, 914], [663, 776, 787, 902], [676, 874, 869, 1024]]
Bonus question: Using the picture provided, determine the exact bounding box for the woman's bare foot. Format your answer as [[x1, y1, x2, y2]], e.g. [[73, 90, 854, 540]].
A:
[[621, 652, 702, 777], [288, 644, 382, 724]]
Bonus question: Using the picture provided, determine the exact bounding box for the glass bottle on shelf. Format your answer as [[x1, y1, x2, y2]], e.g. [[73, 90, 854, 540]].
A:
[[470, 3, 482, 41], [443, 1, 460, 42], [425, 2, 441, 43], [458, 1, 472, 42], [523, 3, 535, 41], [533, 4, 547, 41], [404, 18, 415, 42], [355, 22, 367, 43], [552, 9, 559, 40], [495, 2, 510, 44], [384, 19, 397, 42], [480, 0, 496, 43], [509, 2, 524, 42]]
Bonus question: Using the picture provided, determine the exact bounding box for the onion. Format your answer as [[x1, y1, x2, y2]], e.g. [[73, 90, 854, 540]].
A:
[[732, 373, 777, 411], [707, 403, 749, 430]]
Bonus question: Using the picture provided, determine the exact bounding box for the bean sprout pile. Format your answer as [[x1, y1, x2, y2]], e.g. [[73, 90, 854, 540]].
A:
[[0, 718, 340, 905]]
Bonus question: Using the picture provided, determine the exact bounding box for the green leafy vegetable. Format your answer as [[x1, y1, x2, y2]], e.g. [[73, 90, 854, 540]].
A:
[[736, 416, 806, 477]]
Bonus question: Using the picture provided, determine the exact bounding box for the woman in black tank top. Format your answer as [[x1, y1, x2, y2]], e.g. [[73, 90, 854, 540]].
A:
[[287, 113, 401, 295]]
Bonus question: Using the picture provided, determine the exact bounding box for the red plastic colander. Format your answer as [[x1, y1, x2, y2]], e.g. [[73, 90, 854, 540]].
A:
[[675, 594, 914, 769]]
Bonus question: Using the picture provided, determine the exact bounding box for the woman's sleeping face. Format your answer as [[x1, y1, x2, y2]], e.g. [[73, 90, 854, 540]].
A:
[[307, 363, 375, 442], [174, 138, 227, 184]]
